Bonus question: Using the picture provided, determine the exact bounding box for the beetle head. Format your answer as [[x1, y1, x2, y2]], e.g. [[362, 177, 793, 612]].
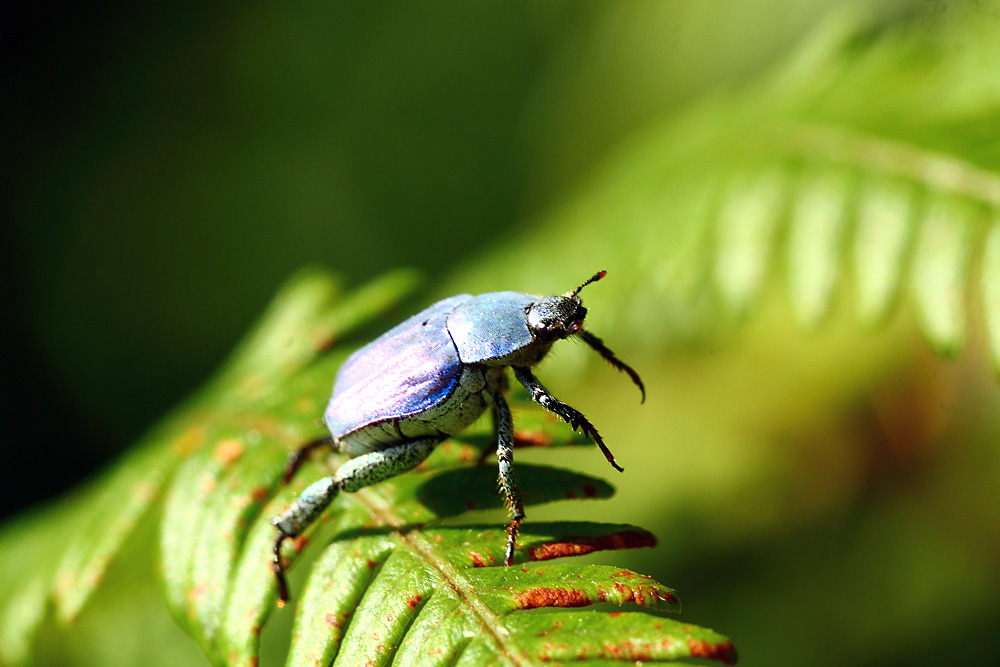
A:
[[526, 270, 606, 343]]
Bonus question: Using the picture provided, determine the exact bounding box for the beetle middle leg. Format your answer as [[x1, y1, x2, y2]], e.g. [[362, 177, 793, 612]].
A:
[[271, 437, 439, 605], [490, 390, 525, 566], [513, 366, 624, 472]]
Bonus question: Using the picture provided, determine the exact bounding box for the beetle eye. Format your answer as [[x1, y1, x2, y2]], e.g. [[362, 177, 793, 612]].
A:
[[534, 323, 559, 342]]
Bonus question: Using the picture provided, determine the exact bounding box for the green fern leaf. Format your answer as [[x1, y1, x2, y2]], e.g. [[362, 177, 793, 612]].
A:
[[909, 195, 978, 357], [0, 270, 737, 667], [444, 6, 1000, 376], [852, 176, 916, 325], [785, 167, 851, 326], [713, 168, 787, 318], [983, 222, 1000, 374]]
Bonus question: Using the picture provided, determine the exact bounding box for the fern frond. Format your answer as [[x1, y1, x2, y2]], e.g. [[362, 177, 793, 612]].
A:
[[706, 7, 1000, 365], [444, 5, 1000, 374], [711, 127, 998, 357], [0, 270, 737, 667]]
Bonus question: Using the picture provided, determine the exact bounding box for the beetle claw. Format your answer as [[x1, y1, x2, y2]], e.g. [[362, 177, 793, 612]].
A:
[[504, 517, 522, 566]]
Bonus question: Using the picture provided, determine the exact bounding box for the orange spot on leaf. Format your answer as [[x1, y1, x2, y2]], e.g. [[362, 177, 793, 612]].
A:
[[537, 620, 563, 637], [529, 530, 657, 561], [611, 582, 675, 606], [513, 430, 554, 448], [688, 638, 738, 664], [132, 482, 157, 502], [214, 439, 245, 465], [199, 475, 217, 495], [172, 426, 205, 456], [515, 587, 591, 609]]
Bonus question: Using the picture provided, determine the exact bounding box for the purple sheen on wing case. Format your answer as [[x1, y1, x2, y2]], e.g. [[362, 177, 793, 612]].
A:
[[447, 291, 538, 364], [324, 294, 472, 437]]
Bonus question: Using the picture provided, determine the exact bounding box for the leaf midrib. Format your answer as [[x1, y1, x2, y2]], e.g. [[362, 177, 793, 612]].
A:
[[784, 123, 1000, 205], [352, 483, 529, 667]]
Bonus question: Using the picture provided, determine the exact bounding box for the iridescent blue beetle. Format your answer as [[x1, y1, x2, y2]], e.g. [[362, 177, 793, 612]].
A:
[[272, 270, 644, 604]]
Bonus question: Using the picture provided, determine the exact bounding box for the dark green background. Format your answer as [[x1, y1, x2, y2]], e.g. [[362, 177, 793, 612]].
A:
[[5, 2, 1000, 665], [3, 1, 833, 513]]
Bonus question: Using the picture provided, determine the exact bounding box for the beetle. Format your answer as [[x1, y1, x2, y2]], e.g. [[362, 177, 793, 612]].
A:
[[271, 270, 644, 604]]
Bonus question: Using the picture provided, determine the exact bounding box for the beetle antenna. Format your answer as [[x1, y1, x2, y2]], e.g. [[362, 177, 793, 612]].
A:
[[571, 270, 607, 297], [579, 329, 646, 403]]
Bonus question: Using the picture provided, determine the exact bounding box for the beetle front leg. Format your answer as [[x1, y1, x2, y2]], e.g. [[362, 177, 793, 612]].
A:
[[490, 390, 525, 566], [271, 437, 438, 606], [513, 366, 624, 472]]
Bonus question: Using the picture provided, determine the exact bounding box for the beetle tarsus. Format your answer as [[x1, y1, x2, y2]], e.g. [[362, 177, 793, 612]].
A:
[[272, 532, 291, 607], [504, 516, 522, 566], [579, 329, 646, 403], [595, 436, 625, 473]]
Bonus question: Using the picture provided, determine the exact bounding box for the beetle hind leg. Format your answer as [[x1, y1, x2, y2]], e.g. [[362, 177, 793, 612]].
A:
[[272, 474, 340, 606], [271, 437, 439, 605]]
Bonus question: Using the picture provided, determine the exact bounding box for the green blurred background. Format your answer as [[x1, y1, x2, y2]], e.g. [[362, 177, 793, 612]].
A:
[[4, 1, 1000, 665]]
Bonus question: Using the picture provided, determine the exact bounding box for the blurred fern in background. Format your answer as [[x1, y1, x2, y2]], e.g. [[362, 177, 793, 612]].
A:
[[3, 1, 1000, 665]]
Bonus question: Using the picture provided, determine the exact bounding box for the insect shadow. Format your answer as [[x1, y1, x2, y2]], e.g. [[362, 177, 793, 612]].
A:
[[414, 463, 614, 518]]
